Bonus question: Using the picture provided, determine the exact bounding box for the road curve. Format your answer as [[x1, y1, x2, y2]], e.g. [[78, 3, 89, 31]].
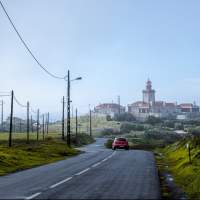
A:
[[0, 138, 160, 199]]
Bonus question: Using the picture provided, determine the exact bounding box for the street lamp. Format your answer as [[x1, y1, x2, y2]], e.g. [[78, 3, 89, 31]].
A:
[[65, 70, 82, 147]]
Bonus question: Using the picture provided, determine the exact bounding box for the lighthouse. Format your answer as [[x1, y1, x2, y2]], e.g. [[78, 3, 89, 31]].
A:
[[142, 79, 155, 105]]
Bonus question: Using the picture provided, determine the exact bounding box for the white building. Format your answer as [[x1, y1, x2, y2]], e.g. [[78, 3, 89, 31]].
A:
[[94, 103, 125, 117]]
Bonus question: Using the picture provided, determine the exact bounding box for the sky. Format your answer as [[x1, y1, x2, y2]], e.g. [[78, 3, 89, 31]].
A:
[[1, 0, 200, 120]]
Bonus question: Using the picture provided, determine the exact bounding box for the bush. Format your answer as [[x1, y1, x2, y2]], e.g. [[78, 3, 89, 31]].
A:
[[146, 116, 163, 125], [106, 115, 112, 121], [104, 139, 113, 148], [163, 120, 175, 128], [120, 122, 145, 133], [143, 130, 182, 144], [189, 127, 200, 137], [174, 123, 184, 130], [100, 128, 121, 136], [71, 133, 95, 146], [113, 113, 136, 122]]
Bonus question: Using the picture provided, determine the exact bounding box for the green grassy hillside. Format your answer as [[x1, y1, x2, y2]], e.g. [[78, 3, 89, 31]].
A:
[[157, 137, 200, 199]]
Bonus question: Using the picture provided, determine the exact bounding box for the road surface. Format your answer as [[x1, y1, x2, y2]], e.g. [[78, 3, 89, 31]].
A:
[[0, 138, 160, 199]]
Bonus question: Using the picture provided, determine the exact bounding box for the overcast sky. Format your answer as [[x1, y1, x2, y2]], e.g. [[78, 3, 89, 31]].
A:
[[1, 0, 200, 120]]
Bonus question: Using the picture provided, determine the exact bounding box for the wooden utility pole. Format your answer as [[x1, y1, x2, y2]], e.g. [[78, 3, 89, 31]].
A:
[[19, 119, 22, 133], [186, 143, 192, 164], [37, 109, 39, 141], [62, 96, 65, 140], [1, 100, 3, 131], [27, 101, 30, 143], [189, 145, 192, 164], [89, 109, 92, 137], [31, 115, 33, 132], [75, 108, 78, 139], [67, 70, 71, 146], [46, 112, 49, 135], [9, 90, 14, 147], [42, 114, 45, 140]]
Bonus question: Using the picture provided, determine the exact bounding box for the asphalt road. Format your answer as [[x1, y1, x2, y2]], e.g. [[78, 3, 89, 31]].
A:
[[0, 138, 161, 199]]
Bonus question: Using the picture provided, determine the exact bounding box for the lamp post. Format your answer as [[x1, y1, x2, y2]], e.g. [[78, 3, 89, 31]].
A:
[[65, 70, 82, 147]]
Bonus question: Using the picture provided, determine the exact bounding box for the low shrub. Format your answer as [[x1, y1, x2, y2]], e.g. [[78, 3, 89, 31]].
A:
[[104, 139, 113, 148]]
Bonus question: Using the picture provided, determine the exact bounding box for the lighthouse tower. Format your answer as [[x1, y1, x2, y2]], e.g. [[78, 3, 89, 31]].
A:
[[142, 79, 155, 105]]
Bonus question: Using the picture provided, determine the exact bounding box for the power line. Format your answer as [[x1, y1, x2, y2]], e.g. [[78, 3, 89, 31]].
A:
[[0, 95, 11, 97], [30, 107, 37, 114], [13, 94, 27, 108], [0, 91, 10, 94], [0, 1, 65, 80]]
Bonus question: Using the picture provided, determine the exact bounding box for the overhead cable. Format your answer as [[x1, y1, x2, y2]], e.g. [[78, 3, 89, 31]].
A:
[[0, 1, 65, 80], [13, 94, 27, 108]]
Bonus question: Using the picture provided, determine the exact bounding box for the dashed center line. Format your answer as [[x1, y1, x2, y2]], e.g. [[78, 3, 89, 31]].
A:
[[25, 151, 116, 199], [101, 158, 108, 162], [92, 162, 101, 168], [25, 192, 41, 200], [49, 177, 73, 189], [75, 168, 90, 176]]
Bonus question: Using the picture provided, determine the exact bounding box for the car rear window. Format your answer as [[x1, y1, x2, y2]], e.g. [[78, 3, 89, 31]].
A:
[[116, 138, 127, 141]]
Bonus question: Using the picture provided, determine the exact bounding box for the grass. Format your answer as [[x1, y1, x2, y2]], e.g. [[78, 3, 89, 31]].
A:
[[48, 115, 121, 136], [0, 138, 78, 176], [0, 132, 94, 176], [0, 131, 61, 142], [156, 138, 200, 199]]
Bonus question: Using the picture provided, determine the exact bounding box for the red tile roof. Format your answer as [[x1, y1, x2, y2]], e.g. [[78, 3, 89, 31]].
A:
[[179, 104, 193, 109]]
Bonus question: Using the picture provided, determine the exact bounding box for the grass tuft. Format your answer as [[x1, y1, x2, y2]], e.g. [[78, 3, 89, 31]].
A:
[[0, 138, 78, 176]]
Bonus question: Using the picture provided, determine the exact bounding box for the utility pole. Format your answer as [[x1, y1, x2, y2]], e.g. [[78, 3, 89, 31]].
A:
[[27, 101, 30, 143], [67, 70, 71, 146], [1, 100, 3, 131], [75, 108, 78, 140], [31, 115, 33, 132], [46, 112, 49, 135], [62, 96, 65, 140], [89, 109, 92, 137], [19, 119, 22, 133], [42, 114, 45, 140], [9, 90, 14, 147], [37, 109, 39, 141]]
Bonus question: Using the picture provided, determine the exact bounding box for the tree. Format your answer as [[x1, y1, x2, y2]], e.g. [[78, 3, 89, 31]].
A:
[[106, 115, 112, 121], [164, 120, 175, 128], [146, 116, 162, 125]]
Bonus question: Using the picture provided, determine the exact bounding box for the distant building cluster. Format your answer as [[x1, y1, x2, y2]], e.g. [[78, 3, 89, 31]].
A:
[[94, 103, 125, 117], [94, 79, 200, 121]]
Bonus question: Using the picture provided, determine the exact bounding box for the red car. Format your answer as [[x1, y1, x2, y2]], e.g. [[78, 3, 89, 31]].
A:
[[112, 137, 129, 150]]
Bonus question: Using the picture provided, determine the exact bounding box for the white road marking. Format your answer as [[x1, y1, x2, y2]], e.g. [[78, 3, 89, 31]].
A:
[[49, 177, 73, 189], [92, 162, 101, 168], [46, 151, 117, 191], [26, 149, 117, 197], [101, 158, 108, 162], [25, 192, 41, 200], [75, 168, 90, 176]]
